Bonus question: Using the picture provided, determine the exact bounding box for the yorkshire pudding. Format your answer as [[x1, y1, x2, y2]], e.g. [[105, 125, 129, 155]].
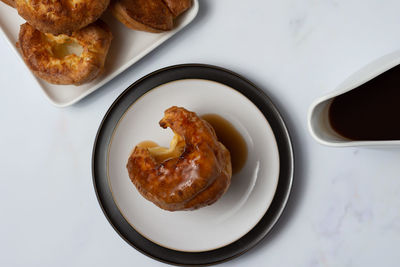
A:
[[111, 0, 173, 33], [18, 21, 112, 85], [127, 107, 232, 211], [15, 0, 110, 35]]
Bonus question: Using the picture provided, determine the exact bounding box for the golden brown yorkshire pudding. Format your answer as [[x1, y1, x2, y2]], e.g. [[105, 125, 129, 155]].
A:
[[15, 0, 110, 35], [1, 0, 15, 8], [110, 0, 174, 33], [18, 21, 112, 85], [127, 107, 232, 211], [162, 0, 192, 17]]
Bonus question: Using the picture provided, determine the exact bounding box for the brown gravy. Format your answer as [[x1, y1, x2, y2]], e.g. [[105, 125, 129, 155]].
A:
[[201, 114, 248, 174], [329, 64, 400, 140]]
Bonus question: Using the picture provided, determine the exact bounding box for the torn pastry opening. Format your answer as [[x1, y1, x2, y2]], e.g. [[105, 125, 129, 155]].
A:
[[46, 34, 84, 58], [137, 133, 185, 163]]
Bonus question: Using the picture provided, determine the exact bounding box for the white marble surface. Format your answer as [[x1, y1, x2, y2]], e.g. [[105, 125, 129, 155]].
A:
[[1, 0, 400, 266]]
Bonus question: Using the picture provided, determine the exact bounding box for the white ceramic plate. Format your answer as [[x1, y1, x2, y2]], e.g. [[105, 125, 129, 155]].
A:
[[92, 64, 294, 265], [108, 79, 280, 252], [0, 1, 199, 107]]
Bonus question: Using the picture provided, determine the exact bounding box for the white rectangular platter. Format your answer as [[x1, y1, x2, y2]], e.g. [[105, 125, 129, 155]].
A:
[[0, 1, 199, 107]]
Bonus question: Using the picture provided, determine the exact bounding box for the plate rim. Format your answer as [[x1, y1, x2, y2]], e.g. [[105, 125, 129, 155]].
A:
[[92, 64, 294, 266]]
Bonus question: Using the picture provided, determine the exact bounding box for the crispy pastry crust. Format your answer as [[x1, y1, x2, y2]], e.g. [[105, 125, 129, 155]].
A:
[[110, 0, 173, 32], [15, 0, 110, 35], [162, 0, 191, 17], [127, 107, 232, 211], [18, 21, 113, 85]]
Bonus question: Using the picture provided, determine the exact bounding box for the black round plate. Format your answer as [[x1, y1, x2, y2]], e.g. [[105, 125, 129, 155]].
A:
[[92, 64, 294, 266]]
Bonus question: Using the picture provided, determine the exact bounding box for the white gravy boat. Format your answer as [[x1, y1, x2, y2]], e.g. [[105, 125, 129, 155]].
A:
[[308, 50, 400, 147]]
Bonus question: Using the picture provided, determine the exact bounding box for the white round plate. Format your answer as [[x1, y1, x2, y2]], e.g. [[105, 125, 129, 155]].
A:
[[108, 79, 280, 252]]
